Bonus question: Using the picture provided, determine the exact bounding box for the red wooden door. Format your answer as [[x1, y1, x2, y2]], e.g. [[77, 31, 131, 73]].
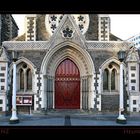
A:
[[55, 59, 80, 109]]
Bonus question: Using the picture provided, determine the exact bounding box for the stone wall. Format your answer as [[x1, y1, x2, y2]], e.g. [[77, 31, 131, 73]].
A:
[[88, 50, 116, 72], [8, 50, 47, 71], [36, 14, 50, 41], [101, 94, 119, 112], [85, 14, 98, 40]]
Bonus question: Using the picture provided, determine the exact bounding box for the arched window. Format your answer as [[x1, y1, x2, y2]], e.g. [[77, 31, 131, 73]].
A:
[[102, 62, 119, 92], [103, 69, 109, 90], [18, 62, 33, 92], [20, 69, 24, 90], [111, 68, 116, 90], [27, 69, 32, 90]]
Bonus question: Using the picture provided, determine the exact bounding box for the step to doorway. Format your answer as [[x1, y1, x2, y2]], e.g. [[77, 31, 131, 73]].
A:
[[46, 109, 87, 115], [32, 109, 119, 118]]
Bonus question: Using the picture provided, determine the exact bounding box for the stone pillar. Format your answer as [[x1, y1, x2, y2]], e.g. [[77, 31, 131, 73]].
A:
[[46, 76, 54, 109], [88, 75, 94, 109], [119, 63, 124, 112], [9, 62, 19, 123], [5, 62, 8, 111], [116, 62, 126, 124], [109, 70, 111, 92], [34, 72, 38, 111], [98, 69, 102, 94], [24, 69, 27, 92]]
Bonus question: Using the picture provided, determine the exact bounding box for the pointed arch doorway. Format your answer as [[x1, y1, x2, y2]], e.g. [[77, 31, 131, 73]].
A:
[[55, 58, 80, 109]]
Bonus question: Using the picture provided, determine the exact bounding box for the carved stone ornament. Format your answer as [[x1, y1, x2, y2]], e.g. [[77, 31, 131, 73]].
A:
[[61, 26, 74, 38], [45, 14, 89, 36]]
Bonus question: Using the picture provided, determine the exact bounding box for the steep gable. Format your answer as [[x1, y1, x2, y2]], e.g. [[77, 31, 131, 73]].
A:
[[126, 46, 139, 62], [48, 15, 87, 49]]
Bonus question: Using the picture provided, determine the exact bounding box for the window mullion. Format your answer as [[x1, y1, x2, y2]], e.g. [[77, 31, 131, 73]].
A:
[[109, 70, 111, 92], [24, 69, 27, 92]]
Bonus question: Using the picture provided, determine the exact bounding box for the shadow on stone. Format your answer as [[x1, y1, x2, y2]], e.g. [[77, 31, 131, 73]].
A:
[[64, 115, 71, 126]]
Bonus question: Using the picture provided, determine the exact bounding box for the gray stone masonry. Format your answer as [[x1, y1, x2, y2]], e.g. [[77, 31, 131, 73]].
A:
[[8, 50, 46, 71], [101, 94, 119, 111], [88, 50, 116, 72], [85, 14, 98, 40]]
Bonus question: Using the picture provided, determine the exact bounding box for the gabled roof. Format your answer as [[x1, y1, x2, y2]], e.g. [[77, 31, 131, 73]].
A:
[[126, 46, 139, 62], [11, 33, 25, 41], [110, 33, 123, 41], [47, 14, 87, 49]]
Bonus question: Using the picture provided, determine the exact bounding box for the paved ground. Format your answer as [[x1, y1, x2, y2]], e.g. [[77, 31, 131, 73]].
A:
[[1, 112, 140, 136], [0, 111, 140, 126]]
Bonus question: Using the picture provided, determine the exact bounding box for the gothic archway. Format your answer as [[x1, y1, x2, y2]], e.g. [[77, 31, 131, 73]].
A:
[[41, 42, 95, 110]]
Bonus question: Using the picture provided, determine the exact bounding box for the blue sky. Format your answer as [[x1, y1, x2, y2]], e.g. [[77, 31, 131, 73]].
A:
[[12, 14, 140, 40]]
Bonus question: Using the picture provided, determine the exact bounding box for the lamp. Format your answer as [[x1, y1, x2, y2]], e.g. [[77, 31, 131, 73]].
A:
[[116, 50, 127, 124], [9, 50, 19, 124], [117, 50, 126, 62]]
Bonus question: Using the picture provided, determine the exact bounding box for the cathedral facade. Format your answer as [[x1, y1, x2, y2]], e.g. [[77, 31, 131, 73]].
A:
[[0, 14, 140, 114]]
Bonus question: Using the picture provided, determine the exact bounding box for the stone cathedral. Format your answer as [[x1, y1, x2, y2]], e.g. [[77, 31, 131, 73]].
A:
[[0, 14, 140, 114]]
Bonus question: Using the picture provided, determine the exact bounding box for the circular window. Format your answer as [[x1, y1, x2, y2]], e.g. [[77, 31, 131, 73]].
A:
[[108, 64, 113, 69], [22, 63, 27, 69], [45, 14, 89, 36]]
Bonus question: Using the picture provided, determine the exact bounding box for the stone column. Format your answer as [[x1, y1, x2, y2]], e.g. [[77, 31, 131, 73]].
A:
[[88, 75, 94, 109], [24, 69, 27, 92], [5, 63, 8, 112], [116, 62, 126, 124], [109, 70, 111, 92], [9, 62, 19, 123]]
